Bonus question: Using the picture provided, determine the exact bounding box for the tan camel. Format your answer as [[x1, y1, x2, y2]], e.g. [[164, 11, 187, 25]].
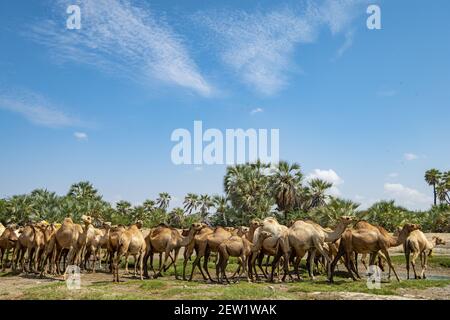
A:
[[216, 231, 272, 283], [188, 226, 233, 282], [53, 217, 81, 274], [330, 223, 421, 282], [0, 226, 19, 270], [39, 223, 58, 275], [145, 222, 204, 279], [285, 216, 353, 281], [404, 230, 446, 279], [182, 224, 214, 281], [113, 221, 146, 282], [107, 225, 126, 272], [254, 217, 291, 282], [12, 222, 47, 273], [353, 221, 388, 275], [0, 223, 5, 237]]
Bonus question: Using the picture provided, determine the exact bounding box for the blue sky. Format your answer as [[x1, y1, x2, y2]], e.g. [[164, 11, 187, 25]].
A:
[[0, 0, 449, 210]]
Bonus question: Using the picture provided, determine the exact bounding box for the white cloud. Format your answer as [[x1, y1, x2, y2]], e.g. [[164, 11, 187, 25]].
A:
[[0, 90, 80, 128], [307, 169, 344, 196], [74, 132, 88, 141], [250, 108, 264, 115], [195, 0, 366, 95], [404, 153, 419, 161], [384, 183, 431, 209], [30, 0, 212, 96]]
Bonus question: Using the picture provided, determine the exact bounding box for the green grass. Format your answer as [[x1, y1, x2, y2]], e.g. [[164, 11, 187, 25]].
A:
[[388, 255, 450, 268]]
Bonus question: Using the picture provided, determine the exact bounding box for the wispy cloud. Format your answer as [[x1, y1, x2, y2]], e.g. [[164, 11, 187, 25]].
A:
[[0, 89, 81, 128], [384, 183, 431, 209], [404, 153, 419, 161], [30, 0, 212, 96], [334, 30, 354, 59], [388, 172, 399, 178], [74, 132, 88, 141], [195, 0, 366, 95], [378, 89, 397, 97], [250, 108, 264, 115]]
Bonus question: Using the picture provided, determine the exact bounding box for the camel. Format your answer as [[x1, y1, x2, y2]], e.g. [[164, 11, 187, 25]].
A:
[[282, 216, 353, 281], [107, 225, 126, 272], [253, 217, 291, 282], [216, 231, 272, 283], [182, 224, 214, 281], [38, 223, 58, 275], [12, 222, 47, 273], [188, 226, 234, 282], [53, 217, 81, 274], [330, 223, 421, 282], [95, 222, 112, 269], [145, 223, 204, 280], [0, 226, 19, 271], [404, 230, 446, 279], [113, 221, 146, 282]]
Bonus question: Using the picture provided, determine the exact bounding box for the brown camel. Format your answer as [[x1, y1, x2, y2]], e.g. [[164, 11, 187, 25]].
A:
[[284, 216, 353, 281], [404, 230, 446, 279], [216, 231, 272, 283], [188, 226, 233, 282], [12, 222, 47, 273], [53, 217, 81, 274], [145, 222, 204, 279], [0, 226, 19, 270], [113, 221, 146, 282], [182, 224, 214, 281], [107, 225, 126, 272], [330, 223, 421, 282]]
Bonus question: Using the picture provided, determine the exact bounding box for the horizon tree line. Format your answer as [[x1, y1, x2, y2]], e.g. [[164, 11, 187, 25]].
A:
[[0, 163, 449, 232]]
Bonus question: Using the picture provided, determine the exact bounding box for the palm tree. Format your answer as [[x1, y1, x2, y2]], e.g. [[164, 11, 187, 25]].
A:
[[183, 193, 199, 214], [156, 192, 171, 211], [213, 195, 228, 226], [425, 169, 442, 206], [143, 199, 155, 213], [198, 194, 213, 218], [436, 172, 450, 205], [271, 161, 303, 221], [116, 201, 132, 216], [67, 181, 101, 201], [307, 179, 332, 209], [168, 207, 185, 228], [311, 198, 359, 226]]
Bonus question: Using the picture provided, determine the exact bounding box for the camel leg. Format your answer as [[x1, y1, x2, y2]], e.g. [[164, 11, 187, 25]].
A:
[[172, 248, 181, 280], [381, 249, 400, 282], [410, 251, 419, 279], [421, 252, 428, 279], [203, 248, 216, 282]]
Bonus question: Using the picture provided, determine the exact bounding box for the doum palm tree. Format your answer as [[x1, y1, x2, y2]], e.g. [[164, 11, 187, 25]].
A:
[[425, 169, 442, 206]]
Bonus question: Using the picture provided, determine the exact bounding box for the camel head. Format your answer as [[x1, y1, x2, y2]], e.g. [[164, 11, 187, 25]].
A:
[[401, 223, 421, 234], [237, 226, 249, 237], [135, 220, 144, 229], [250, 219, 263, 229], [432, 236, 446, 246], [191, 222, 204, 232], [63, 217, 73, 224], [102, 221, 112, 229], [81, 215, 92, 225], [259, 231, 272, 241], [339, 216, 354, 226]]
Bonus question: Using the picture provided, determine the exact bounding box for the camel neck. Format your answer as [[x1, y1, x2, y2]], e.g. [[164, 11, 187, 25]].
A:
[[324, 223, 347, 242]]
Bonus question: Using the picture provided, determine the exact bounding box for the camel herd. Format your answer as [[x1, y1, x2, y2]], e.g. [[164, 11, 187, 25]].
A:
[[0, 216, 446, 284]]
